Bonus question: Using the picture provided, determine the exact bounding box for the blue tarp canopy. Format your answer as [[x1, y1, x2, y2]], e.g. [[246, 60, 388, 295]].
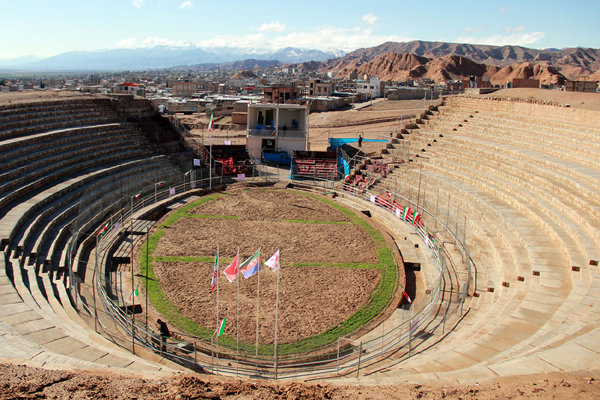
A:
[[328, 138, 387, 150]]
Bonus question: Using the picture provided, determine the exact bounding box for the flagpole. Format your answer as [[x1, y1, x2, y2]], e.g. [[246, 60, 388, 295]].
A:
[[209, 110, 213, 190], [236, 247, 240, 375], [273, 260, 280, 379], [130, 217, 135, 355], [216, 245, 219, 363], [255, 250, 261, 366]]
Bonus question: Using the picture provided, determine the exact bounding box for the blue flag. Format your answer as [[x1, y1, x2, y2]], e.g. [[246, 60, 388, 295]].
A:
[[240, 250, 261, 279]]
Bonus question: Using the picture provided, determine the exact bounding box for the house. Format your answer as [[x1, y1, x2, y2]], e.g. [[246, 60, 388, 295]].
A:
[[246, 103, 309, 161], [307, 79, 332, 96], [355, 76, 381, 98], [170, 80, 206, 97], [263, 84, 300, 103], [114, 82, 145, 96]]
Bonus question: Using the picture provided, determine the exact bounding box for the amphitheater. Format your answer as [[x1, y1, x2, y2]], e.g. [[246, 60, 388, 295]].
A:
[[1, 90, 600, 398]]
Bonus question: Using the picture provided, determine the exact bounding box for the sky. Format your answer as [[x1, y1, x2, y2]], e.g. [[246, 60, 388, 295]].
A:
[[1, 0, 598, 60]]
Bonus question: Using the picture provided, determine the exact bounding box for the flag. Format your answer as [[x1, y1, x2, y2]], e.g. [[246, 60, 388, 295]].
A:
[[395, 207, 401, 218], [402, 206, 411, 220], [129, 284, 139, 302], [113, 222, 120, 232], [370, 194, 376, 203], [412, 211, 421, 225], [134, 192, 141, 199], [157, 180, 166, 186], [208, 110, 214, 132], [240, 250, 261, 279], [425, 234, 434, 247], [264, 250, 280, 272], [169, 187, 176, 196], [97, 221, 110, 235], [210, 248, 219, 292], [215, 318, 226, 340], [184, 169, 192, 176], [248, 99, 252, 105], [223, 252, 240, 282], [402, 288, 412, 304]]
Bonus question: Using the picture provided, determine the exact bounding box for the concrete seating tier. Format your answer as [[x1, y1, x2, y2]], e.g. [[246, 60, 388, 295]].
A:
[[419, 131, 600, 259], [18, 158, 176, 272], [0, 124, 139, 177], [0, 134, 147, 200], [0, 98, 184, 374], [0, 99, 119, 141], [357, 95, 600, 381]]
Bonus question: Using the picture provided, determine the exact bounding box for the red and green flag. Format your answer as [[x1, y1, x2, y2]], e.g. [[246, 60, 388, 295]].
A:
[[207, 110, 214, 132], [412, 211, 421, 225], [402, 206, 411, 220], [215, 318, 226, 340], [97, 221, 110, 235], [129, 283, 139, 302]]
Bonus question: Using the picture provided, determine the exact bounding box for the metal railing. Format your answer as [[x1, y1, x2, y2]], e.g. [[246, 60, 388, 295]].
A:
[[67, 161, 471, 380]]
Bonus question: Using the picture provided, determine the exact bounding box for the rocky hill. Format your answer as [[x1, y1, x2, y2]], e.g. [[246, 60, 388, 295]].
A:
[[327, 41, 600, 80], [330, 52, 567, 85]]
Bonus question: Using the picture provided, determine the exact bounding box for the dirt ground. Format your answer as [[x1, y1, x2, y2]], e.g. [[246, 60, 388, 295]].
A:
[[151, 188, 384, 344], [308, 99, 434, 151], [480, 88, 600, 111], [179, 98, 433, 151], [155, 261, 381, 344], [1, 363, 599, 400], [0, 90, 98, 106], [189, 189, 350, 223]]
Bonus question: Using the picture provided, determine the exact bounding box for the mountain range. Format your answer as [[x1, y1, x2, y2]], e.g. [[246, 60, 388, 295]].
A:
[[1, 40, 598, 83], [310, 41, 600, 81], [318, 52, 568, 85], [0, 46, 342, 72]]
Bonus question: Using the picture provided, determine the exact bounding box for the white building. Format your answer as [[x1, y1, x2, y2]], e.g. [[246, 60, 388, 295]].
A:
[[246, 103, 309, 161], [356, 77, 381, 98]]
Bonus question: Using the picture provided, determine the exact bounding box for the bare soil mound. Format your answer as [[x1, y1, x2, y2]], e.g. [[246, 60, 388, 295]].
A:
[[2, 363, 599, 399]]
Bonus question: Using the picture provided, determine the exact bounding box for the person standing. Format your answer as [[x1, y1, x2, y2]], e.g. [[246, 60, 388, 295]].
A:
[[157, 319, 170, 352]]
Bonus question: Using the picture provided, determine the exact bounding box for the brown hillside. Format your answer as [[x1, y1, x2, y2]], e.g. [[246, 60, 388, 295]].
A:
[[332, 52, 565, 84], [488, 62, 566, 85], [231, 70, 257, 79]]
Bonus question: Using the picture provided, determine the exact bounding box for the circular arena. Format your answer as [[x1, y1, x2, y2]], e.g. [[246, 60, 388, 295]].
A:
[[1, 90, 600, 398]]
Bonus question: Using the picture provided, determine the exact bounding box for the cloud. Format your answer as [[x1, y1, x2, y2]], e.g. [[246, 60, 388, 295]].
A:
[[504, 25, 524, 33], [362, 13, 378, 25], [133, 0, 144, 8], [179, 1, 193, 9], [456, 31, 545, 47], [116, 38, 138, 49], [142, 36, 193, 47], [200, 26, 412, 53], [116, 25, 413, 54], [258, 22, 286, 33], [116, 36, 194, 49], [499, 5, 506, 13]]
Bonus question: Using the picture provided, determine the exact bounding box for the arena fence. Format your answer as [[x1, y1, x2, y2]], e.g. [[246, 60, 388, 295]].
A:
[[67, 163, 471, 380]]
